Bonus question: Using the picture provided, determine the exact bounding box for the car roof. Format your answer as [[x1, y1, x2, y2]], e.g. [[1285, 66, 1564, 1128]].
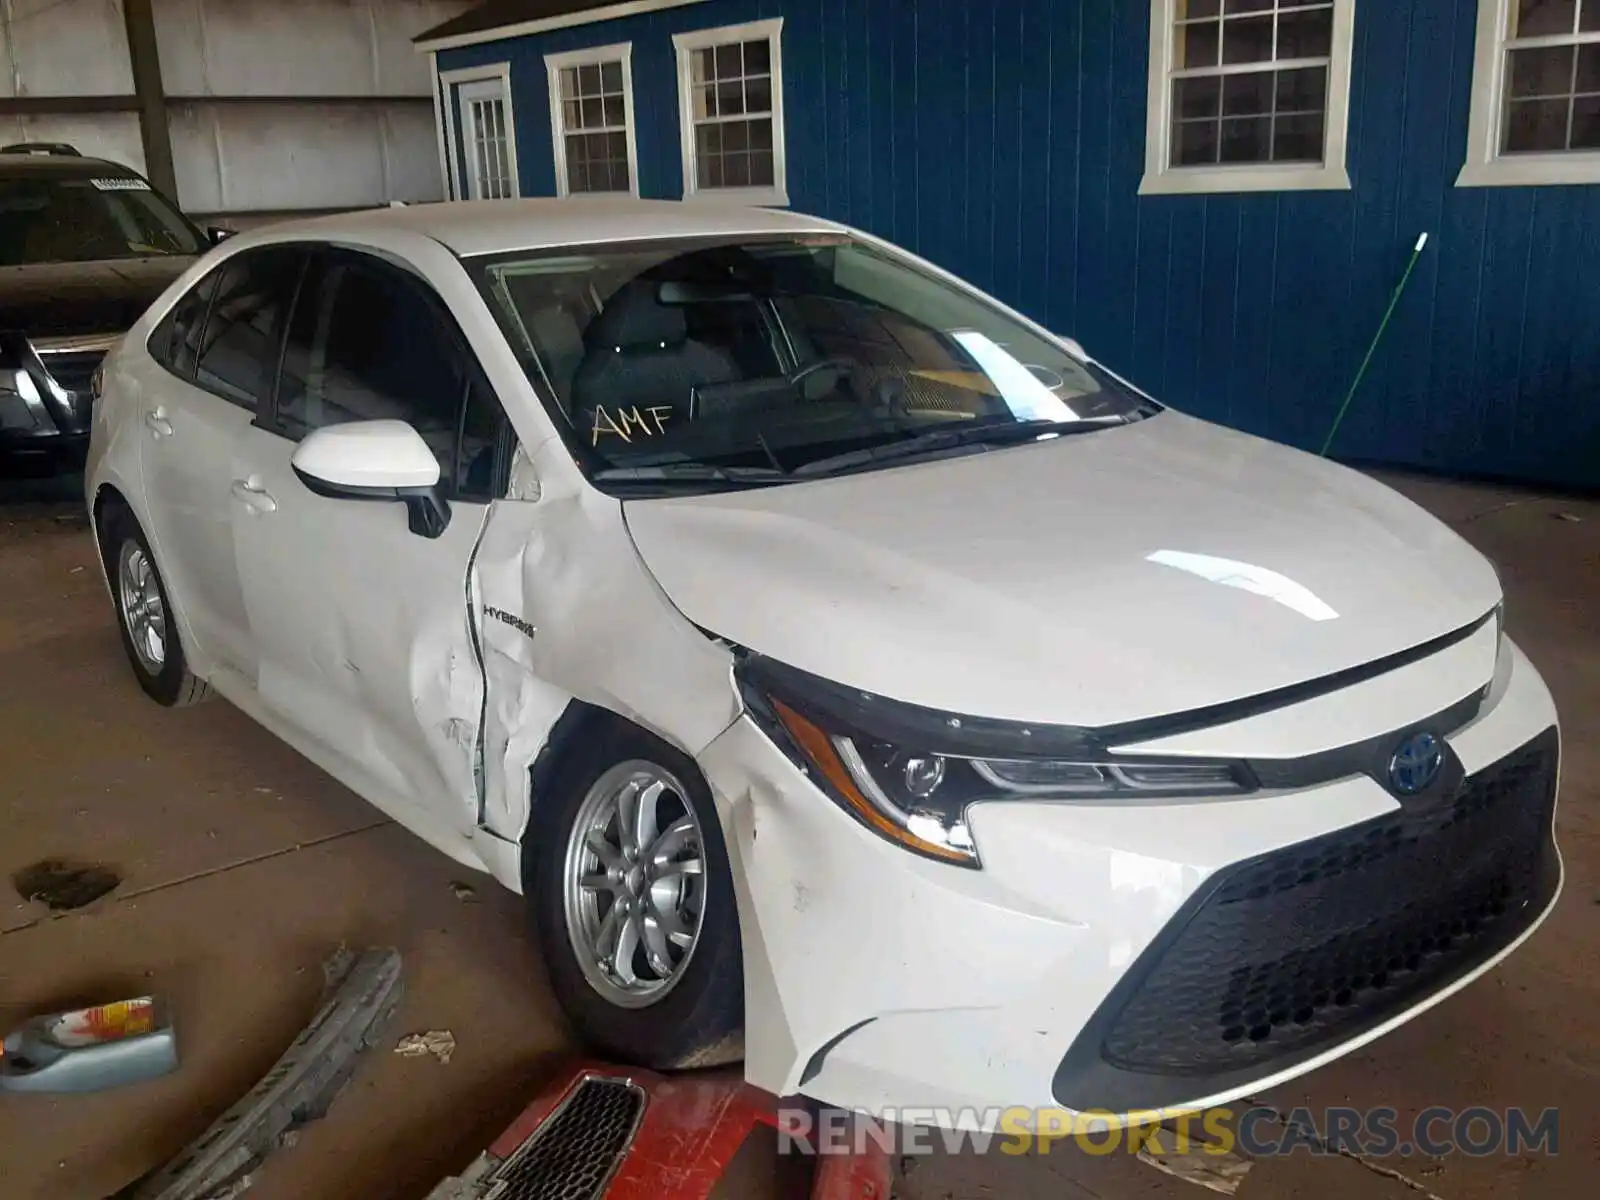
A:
[[267, 197, 849, 258], [0, 151, 142, 180]]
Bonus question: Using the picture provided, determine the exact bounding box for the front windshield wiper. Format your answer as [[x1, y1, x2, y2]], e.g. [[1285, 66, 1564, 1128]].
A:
[[792, 417, 1128, 477], [591, 462, 790, 486]]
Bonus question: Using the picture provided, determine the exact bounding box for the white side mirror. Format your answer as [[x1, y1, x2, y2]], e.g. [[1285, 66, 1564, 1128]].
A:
[[291, 420, 450, 537], [1058, 336, 1088, 362]]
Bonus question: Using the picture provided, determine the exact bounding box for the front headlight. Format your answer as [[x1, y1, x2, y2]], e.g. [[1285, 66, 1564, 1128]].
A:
[[737, 657, 1253, 869]]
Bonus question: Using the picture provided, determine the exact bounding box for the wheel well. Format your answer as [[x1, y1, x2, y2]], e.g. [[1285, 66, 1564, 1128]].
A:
[[91, 484, 128, 562], [527, 698, 611, 821]]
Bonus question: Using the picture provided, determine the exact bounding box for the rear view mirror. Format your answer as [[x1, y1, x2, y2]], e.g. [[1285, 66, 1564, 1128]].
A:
[[290, 420, 451, 538]]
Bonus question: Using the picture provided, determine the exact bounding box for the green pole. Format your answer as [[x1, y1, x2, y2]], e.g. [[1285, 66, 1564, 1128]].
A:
[[1319, 232, 1430, 457]]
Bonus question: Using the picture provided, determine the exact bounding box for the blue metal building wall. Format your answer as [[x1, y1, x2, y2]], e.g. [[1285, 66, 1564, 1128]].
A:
[[438, 0, 1600, 490]]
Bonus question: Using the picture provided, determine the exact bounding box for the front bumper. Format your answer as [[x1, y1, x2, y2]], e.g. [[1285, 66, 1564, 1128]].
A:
[[699, 634, 1561, 1128], [1, 332, 99, 463]]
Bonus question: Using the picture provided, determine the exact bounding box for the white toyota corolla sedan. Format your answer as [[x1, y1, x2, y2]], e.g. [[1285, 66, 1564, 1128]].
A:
[[85, 198, 1561, 1127]]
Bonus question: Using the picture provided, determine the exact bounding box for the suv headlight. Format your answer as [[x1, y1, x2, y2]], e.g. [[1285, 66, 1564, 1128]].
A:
[[737, 657, 1253, 868]]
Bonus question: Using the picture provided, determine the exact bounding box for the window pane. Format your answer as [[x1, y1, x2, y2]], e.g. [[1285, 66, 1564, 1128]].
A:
[[603, 94, 625, 126], [1174, 118, 1221, 164], [1222, 71, 1273, 116], [695, 83, 717, 119], [281, 258, 467, 487], [1510, 46, 1577, 99], [195, 249, 302, 409], [168, 270, 219, 377], [1505, 97, 1572, 150], [1221, 14, 1274, 65], [722, 120, 750, 152], [1512, 0, 1578, 37], [581, 96, 604, 128], [749, 148, 775, 186], [1275, 64, 1327, 112], [1277, 7, 1332, 58], [560, 67, 578, 101], [724, 151, 751, 187], [715, 79, 745, 115], [1178, 0, 1221, 15], [568, 156, 589, 193], [691, 47, 713, 84], [714, 42, 742, 79], [1175, 74, 1222, 119], [457, 375, 505, 500], [745, 38, 771, 74], [699, 150, 724, 188], [746, 75, 773, 114], [578, 63, 601, 94], [697, 123, 723, 156], [601, 60, 623, 92], [1177, 19, 1221, 68], [751, 119, 774, 151], [1573, 94, 1600, 145], [1584, 0, 1600, 31], [1273, 111, 1324, 160], [1224, 0, 1273, 12], [1220, 115, 1271, 161], [1578, 43, 1600, 91]]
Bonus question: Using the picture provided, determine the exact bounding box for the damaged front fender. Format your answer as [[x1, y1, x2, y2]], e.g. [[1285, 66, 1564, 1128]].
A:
[[471, 440, 743, 860]]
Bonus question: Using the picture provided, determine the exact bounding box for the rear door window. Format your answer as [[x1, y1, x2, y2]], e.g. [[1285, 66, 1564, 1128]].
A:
[[150, 269, 220, 378], [192, 247, 306, 410]]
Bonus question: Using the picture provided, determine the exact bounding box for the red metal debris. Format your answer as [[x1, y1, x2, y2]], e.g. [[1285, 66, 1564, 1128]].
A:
[[471, 1057, 893, 1200]]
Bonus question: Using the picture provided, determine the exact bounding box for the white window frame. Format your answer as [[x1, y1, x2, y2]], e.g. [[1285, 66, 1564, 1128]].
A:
[[1139, 0, 1356, 196], [544, 42, 641, 198], [440, 62, 520, 201], [672, 17, 789, 207], [1459, 0, 1600, 187]]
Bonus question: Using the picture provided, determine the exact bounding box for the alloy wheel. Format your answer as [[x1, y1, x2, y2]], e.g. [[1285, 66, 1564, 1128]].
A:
[[117, 540, 167, 675], [561, 760, 707, 1008]]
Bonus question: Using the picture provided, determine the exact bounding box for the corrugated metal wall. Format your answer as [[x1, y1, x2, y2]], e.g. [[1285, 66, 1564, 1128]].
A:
[[2, 0, 470, 224], [440, 0, 1600, 490], [0, 0, 145, 167], [155, 0, 468, 220]]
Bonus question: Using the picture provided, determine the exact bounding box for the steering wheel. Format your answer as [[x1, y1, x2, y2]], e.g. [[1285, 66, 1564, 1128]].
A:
[[788, 356, 856, 400]]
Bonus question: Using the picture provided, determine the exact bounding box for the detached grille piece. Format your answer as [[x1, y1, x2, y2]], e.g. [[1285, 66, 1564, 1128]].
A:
[[1094, 728, 1558, 1078], [487, 1076, 645, 1200]]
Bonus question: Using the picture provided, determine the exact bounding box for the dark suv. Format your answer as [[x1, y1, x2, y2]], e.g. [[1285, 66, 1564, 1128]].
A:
[[1, 143, 211, 469]]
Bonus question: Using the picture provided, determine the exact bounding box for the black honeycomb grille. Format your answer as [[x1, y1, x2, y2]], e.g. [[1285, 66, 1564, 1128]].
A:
[[487, 1077, 644, 1200], [1098, 729, 1558, 1076]]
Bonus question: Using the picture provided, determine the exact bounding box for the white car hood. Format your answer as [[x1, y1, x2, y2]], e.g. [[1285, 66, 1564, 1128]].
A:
[[623, 411, 1501, 727]]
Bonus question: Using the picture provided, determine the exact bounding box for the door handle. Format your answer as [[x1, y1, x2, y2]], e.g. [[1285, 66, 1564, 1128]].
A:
[[230, 478, 277, 514], [144, 408, 173, 438]]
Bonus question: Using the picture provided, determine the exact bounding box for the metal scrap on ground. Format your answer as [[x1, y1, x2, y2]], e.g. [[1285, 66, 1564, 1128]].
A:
[[108, 946, 404, 1200]]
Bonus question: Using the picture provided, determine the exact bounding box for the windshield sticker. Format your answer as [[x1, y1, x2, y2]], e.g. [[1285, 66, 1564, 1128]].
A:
[[591, 405, 673, 444], [90, 177, 151, 191]]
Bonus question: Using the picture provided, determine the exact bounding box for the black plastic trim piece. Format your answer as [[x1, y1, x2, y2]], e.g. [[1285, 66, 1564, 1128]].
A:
[[798, 1019, 876, 1088], [1097, 609, 1496, 748], [1048, 726, 1560, 1115], [292, 465, 452, 538]]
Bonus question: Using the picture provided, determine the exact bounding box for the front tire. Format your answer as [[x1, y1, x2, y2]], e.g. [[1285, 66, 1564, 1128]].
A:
[[526, 719, 744, 1069], [102, 506, 211, 707]]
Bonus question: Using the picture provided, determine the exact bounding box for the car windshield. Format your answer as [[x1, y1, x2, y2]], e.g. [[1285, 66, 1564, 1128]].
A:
[[0, 174, 205, 266], [471, 234, 1157, 491]]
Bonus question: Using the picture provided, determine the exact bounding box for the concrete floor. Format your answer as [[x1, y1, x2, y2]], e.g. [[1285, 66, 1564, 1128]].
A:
[[1, 468, 1595, 1200]]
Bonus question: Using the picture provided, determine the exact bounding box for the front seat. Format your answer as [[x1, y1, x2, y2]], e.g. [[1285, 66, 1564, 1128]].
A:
[[569, 281, 739, 442]]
